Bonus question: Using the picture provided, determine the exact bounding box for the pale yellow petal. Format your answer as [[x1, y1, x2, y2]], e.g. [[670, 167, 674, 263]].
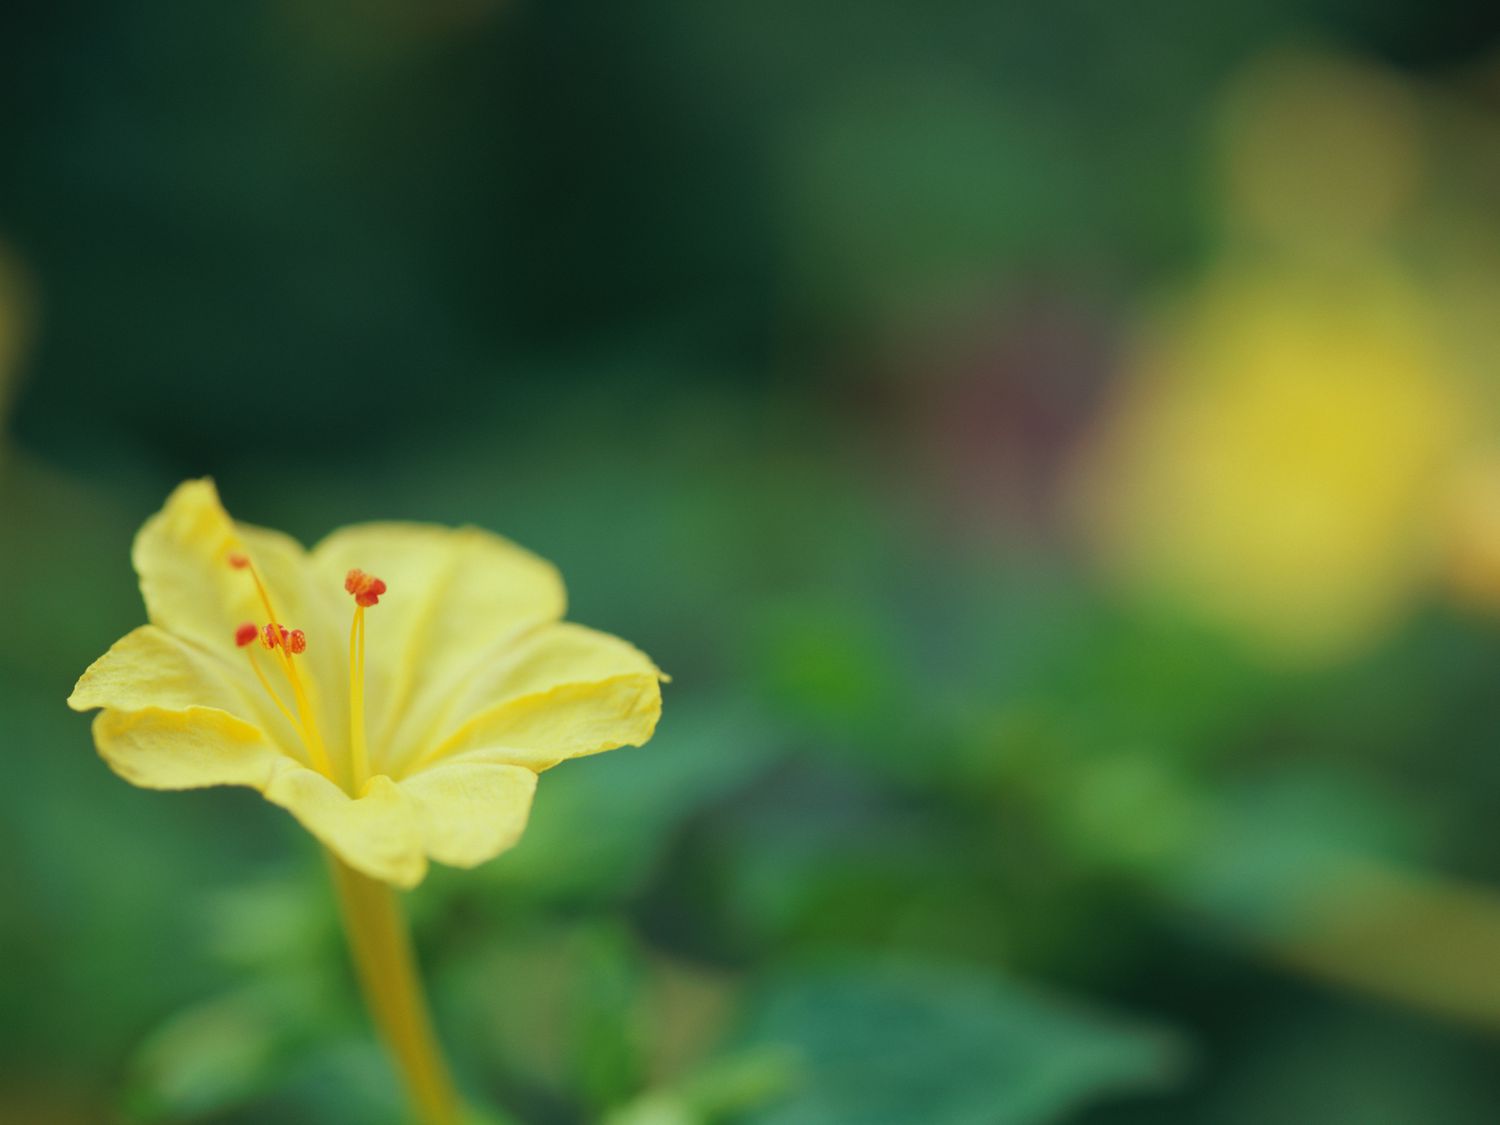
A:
[[70, 624, 250, 715], [416, 674, 662, 774], [91, 706, 283, 790], [132, 479, 241, 651], [92, 705, 432, 888], [310, 523, 566, 773], [443, 621, 663, 723], [67, 624, 312, 756], [396, 754, 538, 868], [132, 478, 347, 745], [263, 767, 427, 888]]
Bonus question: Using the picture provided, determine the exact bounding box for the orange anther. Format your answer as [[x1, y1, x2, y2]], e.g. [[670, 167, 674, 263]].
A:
[[262, 623, 289, 650], [228, 552, 250, 570], [234, 622, 258, 647], [345, 568, 387, 607], [287, 628, 307, 654]]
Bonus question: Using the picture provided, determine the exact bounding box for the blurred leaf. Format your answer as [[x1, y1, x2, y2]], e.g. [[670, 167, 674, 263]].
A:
[[752, 595, 908, 740], [573, 925, 650, 1114], [607, 1048, 798, 1125], [438, 918, 655, 1119], [1203, 1007, 1499, 1125], [122, 974, 332, 1123], [267, 1038, 407, 1125], [729, 962, 1184, 1125], [1165, 767, 1423, 938], [202, 873, 338, 972], [479, 696, 783, 902]]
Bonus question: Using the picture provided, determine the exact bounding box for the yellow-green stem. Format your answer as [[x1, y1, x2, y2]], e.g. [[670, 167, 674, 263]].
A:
[[327, 852, 460, 1125]]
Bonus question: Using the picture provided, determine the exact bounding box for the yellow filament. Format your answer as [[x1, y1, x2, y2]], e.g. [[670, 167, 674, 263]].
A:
[[237, 553, 337, 783], [244, 645, 303, 742], [349, 604, 371, 788]]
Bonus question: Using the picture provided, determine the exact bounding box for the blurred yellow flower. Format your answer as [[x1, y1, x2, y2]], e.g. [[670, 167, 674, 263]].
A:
[[1072, 268, 1472, 663], [1068, 47, 1491, 665], [69, 479, 665, 888], [1442, 452, 1500, 611]]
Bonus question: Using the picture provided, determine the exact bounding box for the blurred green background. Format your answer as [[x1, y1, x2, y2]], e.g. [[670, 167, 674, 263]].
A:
[[8, 1, 1500, 1122]]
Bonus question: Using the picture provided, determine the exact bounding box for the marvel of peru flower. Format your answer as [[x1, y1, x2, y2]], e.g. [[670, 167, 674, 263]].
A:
[[67, 479, 665, 1123]]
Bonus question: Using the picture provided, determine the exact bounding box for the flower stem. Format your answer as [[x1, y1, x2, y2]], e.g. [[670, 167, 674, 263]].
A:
[[327, 852, 461, 1125]]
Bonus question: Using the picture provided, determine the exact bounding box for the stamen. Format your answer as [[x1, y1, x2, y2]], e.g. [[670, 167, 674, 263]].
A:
[[239, 625, 302, 739], [259, 622, 307, 653], [227, 547, 337, 783], [345, 568, 385, 788], [345, 568, 387, 607]]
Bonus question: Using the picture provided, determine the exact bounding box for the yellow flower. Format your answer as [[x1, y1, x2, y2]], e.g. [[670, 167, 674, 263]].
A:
[[68, 479, 665, 888], [1070, 266, 1472, 664]]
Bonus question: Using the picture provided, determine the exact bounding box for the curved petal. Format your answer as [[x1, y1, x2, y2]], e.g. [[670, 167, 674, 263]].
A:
[[132, 479, 347, 746], [399, 622, 664, 774], [446, 622, 663, 719], [262, 766, 427, 888], [90, 705, 472, 889], [71, 624, 251, 715], [132, 479, 242, 651], [397, 753, 538, 869], [68, 625, 311, 756], [91, 706, 284, 790], [310, 523, 566, 773], [415, 674, 663, 775]]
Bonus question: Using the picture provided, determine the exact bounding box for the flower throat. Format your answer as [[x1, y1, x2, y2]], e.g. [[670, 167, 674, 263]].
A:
[[227, 551, 384, 792]]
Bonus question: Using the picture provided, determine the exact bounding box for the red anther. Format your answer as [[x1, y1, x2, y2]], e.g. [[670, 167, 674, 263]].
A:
[[228, 552, 250, 570], [261, 623, 289, 650], [287, 629, 307, 654], [345, 568, 387, 607], [234, 622, 258, 647]]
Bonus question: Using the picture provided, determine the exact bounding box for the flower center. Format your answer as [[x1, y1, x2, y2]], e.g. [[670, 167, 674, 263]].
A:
[[224, 551, 386, 792], [227, 551, 335, 780]]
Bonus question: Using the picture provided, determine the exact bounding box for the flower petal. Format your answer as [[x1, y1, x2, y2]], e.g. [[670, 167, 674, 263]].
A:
[[89, 709, 425, 886], [397, 622, 664, 774], [447, 621, 663, 719], [397, 753, 538, 868], [417, 674, 662, 774], [70, 624, 251, 715], [263, 767, 427, 888], [67, 624, 313, 756], [132, 479, 347, 743], [310, 523, 566, 773], [91, 707, 283, 790]]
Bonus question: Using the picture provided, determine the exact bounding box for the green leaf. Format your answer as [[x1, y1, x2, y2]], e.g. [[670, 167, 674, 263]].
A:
[[121, 976, 329, 1122], [486, 696, 782, 901], [730, 962, 1184, 1125]]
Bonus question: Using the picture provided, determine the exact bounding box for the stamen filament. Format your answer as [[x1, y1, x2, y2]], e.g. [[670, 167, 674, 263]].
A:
[[234, 550, 337, 783], [245, 645, 304, 741], [278, 654, 336, 781], [349, 604, 371, 788]]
